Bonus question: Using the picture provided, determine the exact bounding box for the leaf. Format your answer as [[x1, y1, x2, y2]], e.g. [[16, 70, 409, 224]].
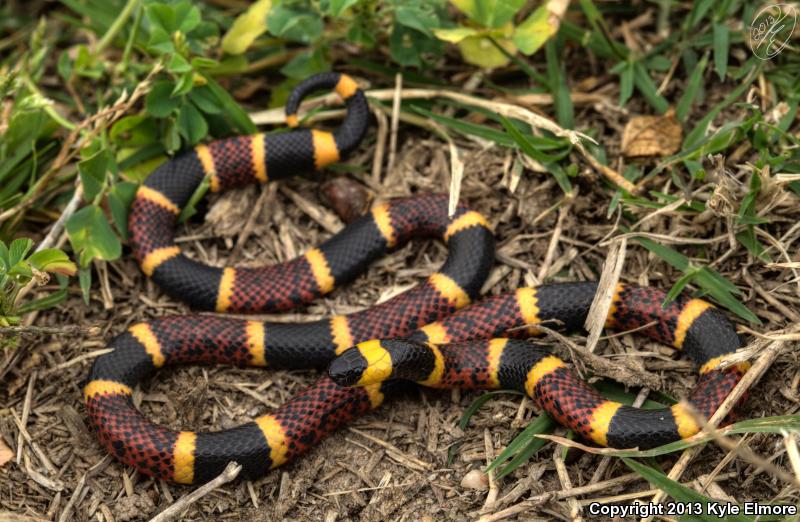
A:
[[174, 2, 201, 34], [325, 0, 359, 16], [267, 6, 323, 44], [145, 3, 177, 34], [171, 71, 195, 96], [177, 102, 208, 145], [27, 249, 76, 276], [221, 0, 272, 55], [167, 53, 192, 74], [390, 24, 443, 67], [0, 439, 12, 468], [621, 112, 682, 158], [713, 22, 730, 80], [450, 0, 525, 28], [108, 181, 139, 241], [110, 114, 158, 148], [145, 81, 181, 118], [395, 5, 439, 36], [66, 206, 122, 267], [280, 49, 329, 80], [457, 34, 515, 68], [201, 76, 257, 135], [78, 150, 109, 202], [512, 5, 558, 55], [432, 26, 479, 43], [188, 86, 223, 115], [8, 238, 33, 267]]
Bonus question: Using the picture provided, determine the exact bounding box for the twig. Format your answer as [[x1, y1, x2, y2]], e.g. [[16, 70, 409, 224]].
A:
[[386, 73, 403, 176], [553, 447, 583, 521], [584, 236, 627, 353], [148, 462, 242, 522], [483, 428, 499, 511]]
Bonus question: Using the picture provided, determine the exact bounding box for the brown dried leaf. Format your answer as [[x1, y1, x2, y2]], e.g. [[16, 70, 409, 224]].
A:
[[0, 439, 13, 468], [621, 109, 682, 158]]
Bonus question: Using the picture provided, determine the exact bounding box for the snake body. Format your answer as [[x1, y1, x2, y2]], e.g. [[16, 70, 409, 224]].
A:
[[84, 73, 747, 485]]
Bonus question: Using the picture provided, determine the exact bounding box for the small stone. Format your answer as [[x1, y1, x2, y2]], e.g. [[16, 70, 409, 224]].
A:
[[320, 177, 370, 223], [460, 469, 489, 490]]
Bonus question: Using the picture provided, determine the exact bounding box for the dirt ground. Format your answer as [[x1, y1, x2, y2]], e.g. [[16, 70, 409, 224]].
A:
[[2, 78, 800, 521]]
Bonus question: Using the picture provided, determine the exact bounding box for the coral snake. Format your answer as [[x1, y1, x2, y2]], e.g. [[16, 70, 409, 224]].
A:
[[84, 72, 748, 485]]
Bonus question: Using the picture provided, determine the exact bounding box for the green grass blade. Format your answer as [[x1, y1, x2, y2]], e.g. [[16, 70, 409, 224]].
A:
[[622, 458, 754, 522], [713, 22, 729, 80], [676, 52, 709, 121], [459, 390, 524, 431]]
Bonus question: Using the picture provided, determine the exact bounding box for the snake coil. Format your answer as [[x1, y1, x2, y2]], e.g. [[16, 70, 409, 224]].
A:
[[84, 73, 747, 485]]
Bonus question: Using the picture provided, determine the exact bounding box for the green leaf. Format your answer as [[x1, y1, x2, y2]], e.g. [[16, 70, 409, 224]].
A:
[[27, 249, 76, 276], [0, 241, 8, 269], [713, 22, 729, 80], [390, 24, 443, 67], [168, 53, 192, 74], [177, 102, 208, 145], [395, 5, 439, 36], [201, 76, 257, 135], [8, 238, 33, 267], [172, 71, 195, 96], [145, 3, 177, 34], [78, 150, 109, 202], [676, 52, 709, 121], [221, 0, 272, 55], [267, 6, 323, 44], [108, 181, 139, 241], [66, 206, 122, 267], [175, 2, 201, 34], [145, 81, 181, 118], [188, 86, 223, 115], [110, 114, 158, 148], [324, 0, 359, 16], [450, 0, 525, 28], [280, 49, 329, 80], [512, 5, 558, 55]]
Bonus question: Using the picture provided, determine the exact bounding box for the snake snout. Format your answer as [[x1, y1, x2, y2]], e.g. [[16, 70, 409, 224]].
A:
[[328, 347, 368, 387]]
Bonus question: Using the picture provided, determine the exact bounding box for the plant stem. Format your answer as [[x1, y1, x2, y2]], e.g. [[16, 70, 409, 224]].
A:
[[95, 0, 141, 55]]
